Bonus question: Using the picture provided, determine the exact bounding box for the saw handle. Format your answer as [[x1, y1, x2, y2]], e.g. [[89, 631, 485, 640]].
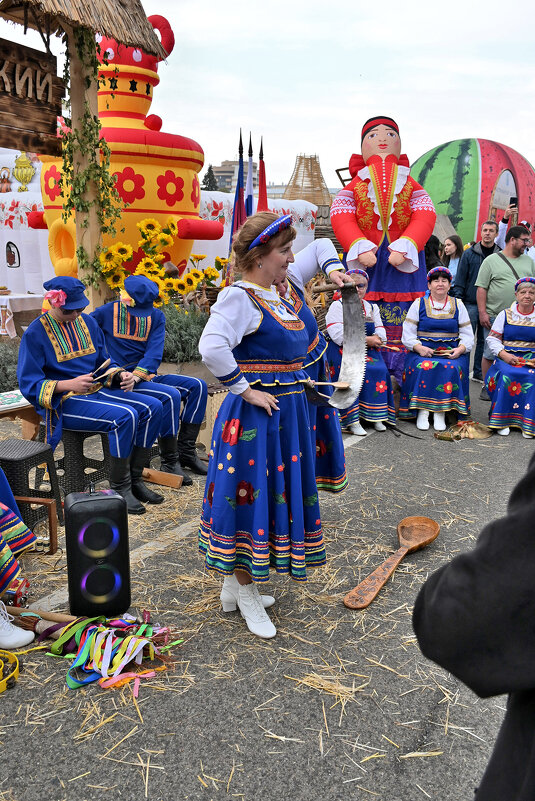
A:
[[343, 546, 409, 609]]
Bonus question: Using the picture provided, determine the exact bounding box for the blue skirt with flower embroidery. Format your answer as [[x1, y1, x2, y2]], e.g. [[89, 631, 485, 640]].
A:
[[326, 341, 396, 426], [485, 360, 535, 434], [399, 353, 470, 417], [305, 353, 347, 493], [199, 381, 325, 582]]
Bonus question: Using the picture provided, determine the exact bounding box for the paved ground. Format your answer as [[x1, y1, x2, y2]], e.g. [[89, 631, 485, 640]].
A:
[[0, 381, 531, 801]]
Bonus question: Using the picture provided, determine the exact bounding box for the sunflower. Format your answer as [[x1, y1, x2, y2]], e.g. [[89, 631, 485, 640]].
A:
[[137, 218, 161, 237], [106, 269, 126, 289], [175, 279, 188, 295], [215, 256, 229, 269], [155, 233, 173, 250], [137, 257, 160, 273], [100, 259, 119, 275], [161, 277, 178, 293], [164, 217, 178, 237], [99, 249, 119, 269], [203, 266, 219, 280], [183, 272, 198, 290], [190, 268, 204, 281], [111, 242, 133, 261], [151, 276, 168, 294]]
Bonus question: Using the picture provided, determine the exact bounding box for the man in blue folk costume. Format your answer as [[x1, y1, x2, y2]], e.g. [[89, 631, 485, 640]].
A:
[[91, 275, 208, 485], [17, 277, 164, 515]]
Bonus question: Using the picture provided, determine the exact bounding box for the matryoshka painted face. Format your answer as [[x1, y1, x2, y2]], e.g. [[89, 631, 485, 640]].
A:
[[361, 124, 401, 163]]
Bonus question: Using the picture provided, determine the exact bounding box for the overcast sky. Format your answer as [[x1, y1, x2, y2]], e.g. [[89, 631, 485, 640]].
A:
[[2, 0, 535, 187]]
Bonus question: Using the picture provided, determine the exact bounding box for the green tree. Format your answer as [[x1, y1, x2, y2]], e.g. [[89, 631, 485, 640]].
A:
[[201, 164, 219, 191]]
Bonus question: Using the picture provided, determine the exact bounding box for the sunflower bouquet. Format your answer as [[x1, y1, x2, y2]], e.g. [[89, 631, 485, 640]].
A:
[[98, 217, 181, 306]]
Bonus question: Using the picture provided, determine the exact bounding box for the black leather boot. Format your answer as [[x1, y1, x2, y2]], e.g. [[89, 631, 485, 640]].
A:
[[158, 436, 193, 486], [177, 422, 208, 475], [109, 455, 146, 515], [130, 446, 164, 504]]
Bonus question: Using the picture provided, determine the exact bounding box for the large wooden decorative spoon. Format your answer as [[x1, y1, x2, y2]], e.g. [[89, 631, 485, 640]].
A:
[[343, 516, 440, 609]]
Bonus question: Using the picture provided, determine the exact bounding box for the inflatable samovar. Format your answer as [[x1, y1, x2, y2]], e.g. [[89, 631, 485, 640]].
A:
[[37, 15, 222, 278]]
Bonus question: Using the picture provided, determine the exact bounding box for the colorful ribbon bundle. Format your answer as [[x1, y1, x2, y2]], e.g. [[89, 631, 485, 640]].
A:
[[44, 614, 182, 693]]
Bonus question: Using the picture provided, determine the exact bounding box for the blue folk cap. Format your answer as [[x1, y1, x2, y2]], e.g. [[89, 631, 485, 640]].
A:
[[124, 275, 160, 317], [43, 276, 89, 310]]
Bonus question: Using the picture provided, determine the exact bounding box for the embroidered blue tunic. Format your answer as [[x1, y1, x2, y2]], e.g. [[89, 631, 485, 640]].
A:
[[17, 312, 163, 455], [91, 301, 207, 434], [286, 279, 347, 493], [326, 298, 396, 427], [399, 297, 471, 418], [485, 307, 535, 435], [199, 287, 326, 582]]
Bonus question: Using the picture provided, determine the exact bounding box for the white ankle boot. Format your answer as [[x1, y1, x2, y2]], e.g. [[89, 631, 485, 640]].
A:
[[349, 421, 367, 436], [237, 583, 276, 638], [416, 410, 430, 430], [374, 421, 387, 431], [522, 431, 534, 439], [220, 574, 275, 611], [498, 427, 510, 436], [433, 412, 446, 431], [0, 601, 35, 650]]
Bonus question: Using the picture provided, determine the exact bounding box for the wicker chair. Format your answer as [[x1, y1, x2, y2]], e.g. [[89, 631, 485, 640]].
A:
[[0, 438, 64, 528]]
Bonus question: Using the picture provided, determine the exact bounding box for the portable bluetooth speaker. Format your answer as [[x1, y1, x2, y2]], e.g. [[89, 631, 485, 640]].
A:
[[64, 489, 130, 617]]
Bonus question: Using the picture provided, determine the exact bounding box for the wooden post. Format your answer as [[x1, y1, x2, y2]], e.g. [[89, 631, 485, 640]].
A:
[[64, 24, 107, 311]]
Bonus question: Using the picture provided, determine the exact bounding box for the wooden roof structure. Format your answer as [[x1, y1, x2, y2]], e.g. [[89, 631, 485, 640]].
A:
[[283, 154, 332, 206], [0, 0, 167, 58]]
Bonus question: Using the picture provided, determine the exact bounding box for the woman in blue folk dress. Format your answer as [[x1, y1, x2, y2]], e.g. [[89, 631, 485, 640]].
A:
[[400, 267, 474, 431], [272, 239, 350, 492], [198, 213, 347, 640], [325, 269, 396, 436], [484, 277, 535, 438]]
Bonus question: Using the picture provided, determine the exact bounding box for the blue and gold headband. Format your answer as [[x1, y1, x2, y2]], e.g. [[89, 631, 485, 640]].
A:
[[515, 276, 535, 291], [247, 214, 293, 251], [427, 266, 452, 282]]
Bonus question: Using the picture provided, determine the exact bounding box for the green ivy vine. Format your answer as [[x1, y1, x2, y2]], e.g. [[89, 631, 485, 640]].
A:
[[60, 27, 124, 287]]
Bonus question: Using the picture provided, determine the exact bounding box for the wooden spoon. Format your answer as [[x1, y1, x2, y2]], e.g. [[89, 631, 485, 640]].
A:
[[343, 516, 440, 609]]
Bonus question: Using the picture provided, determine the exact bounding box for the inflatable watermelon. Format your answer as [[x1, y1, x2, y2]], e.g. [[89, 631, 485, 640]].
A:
[[411, 139, 535, 245]]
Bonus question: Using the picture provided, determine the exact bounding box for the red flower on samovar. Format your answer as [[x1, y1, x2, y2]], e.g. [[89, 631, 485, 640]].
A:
[[191, 175, 200, 206], [114, 167, 145, 204], [157, 170, 184, 206], [44, 165, 62, 201]]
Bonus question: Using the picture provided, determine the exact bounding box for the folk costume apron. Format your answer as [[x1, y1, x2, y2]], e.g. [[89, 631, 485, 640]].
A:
[[199, 288, 326, 582], [399, 297, 470, 418]]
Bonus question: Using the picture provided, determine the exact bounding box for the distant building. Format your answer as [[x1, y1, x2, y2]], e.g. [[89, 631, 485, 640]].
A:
[[266, 182, 288, 199], [212, 159, 258, 192]]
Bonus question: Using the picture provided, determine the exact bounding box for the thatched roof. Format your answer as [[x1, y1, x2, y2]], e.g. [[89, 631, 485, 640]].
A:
[[0, 0, 167, 59]]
